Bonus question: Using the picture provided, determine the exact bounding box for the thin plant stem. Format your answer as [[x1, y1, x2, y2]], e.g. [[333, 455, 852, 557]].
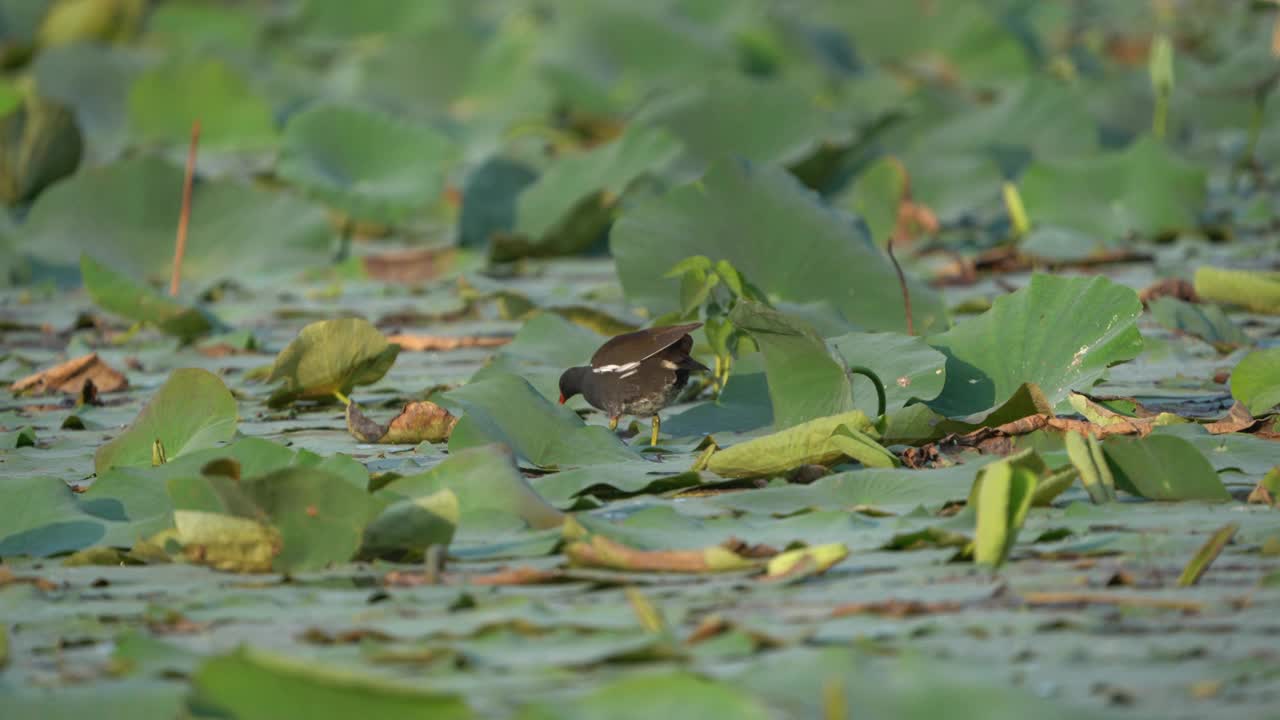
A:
[[170, 120, 201, 297]]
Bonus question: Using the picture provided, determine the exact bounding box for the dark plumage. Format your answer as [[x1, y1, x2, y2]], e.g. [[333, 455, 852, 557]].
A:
[[558, 322, 708, 445]]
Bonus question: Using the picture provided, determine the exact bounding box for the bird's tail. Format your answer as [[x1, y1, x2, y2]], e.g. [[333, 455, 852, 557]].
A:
[[680, 356, 711, 373]]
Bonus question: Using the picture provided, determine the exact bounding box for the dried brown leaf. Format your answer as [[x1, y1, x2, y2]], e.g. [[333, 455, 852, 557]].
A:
[[831, 599, 965, 618], [346, 400, 457, 444], [565, 534, 757, 573], [1205, 403, 1258, 435], [9, 353, 128, 396], [1140, 277, 1199, 305], [362, 247, 455, 284], [1021, 591, 1203, 612], [388, 333, 511, 352]]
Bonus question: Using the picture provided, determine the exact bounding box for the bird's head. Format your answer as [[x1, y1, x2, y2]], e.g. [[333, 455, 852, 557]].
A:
[[558, 366, 590, 404]]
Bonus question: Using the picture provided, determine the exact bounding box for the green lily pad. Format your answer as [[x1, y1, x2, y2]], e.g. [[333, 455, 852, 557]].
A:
[[539, 4, 735, 115], [83, 438, 372, 551], [0, 476, 105, 557], [0, 81, 82, 206], [705, 409, 897, 479], [360, 489, 457, 557], [266, 317, 400, 407], [490, 313, 607, 389], [21, 155, 333, 284], [378, 444, 563, 535], [169, 464, 375, 573], [31, 42, 149, 165], [927, 274, 1144, 417], [143, 2, 258, 52], [612, 159, 946, 334], [830, 331, 947, 414], [1103, 434, 1230, 501], [191, 646, 472, 720], [522, 669, 771, 720], [94, 368, 238, 475], [728, 301, 866, 429], [632, 74, 852, 179], [1020, 135, 1207, 240], [127, 57, 277, 158], [80, 254, 217, 341], [1230, 348, 1280, 416], [0, 425, 35, 448], [847, 155, 906, 247], [277, 104, 457, 225], [291, 0, 453, 42], [533, 457, 703, 507], [491, 127, 680, 261], [829, 1, 1032, 88], [458, 156, 538, 249], [441, 371, 638, 469], [1147, 296, 1250, 350]]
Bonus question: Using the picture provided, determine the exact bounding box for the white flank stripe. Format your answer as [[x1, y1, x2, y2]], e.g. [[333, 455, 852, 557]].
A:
[[594, 362, 640, 374], [619, 369, 639, 379]]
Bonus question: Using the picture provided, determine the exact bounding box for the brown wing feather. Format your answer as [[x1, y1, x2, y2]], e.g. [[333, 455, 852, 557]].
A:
[[590, 322, 702, 367]]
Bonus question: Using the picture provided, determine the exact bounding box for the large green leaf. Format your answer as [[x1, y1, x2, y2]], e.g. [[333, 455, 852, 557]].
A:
[[32, 43, 149, 165], [266, 318, 400, 407], [1147, 296, 1249, 350], [521, 670, 771, 720], [360, 489, 457, 557], [378, 444, 563, 534], [21, 155, 333, 284], [1230, 348, 1280, 417], [277, 104, 457, 224], [829, 1, 1031, 88], [705, 409, 897, 479], [127, 58, 276, 156], [491, 127, 680, 260], [441, 371, 638, 468], [1020, 135, 1207, 240], [632, 74, 852, 178], [243, 468, 374, 572], [143, 2, 258, 51], [169, 465, 375, 572], [728, 301, 852, 429], [291, 0, 453, 41], [1103, 434, 1231, 501], [0, 82, 82, 206], [539, 3, 735, 115], [84, 438, 371, 552], [829, 331, 947, 413], [612, 159, 945, 333], [486, 312, 608, 400], [533, 457, 703, 507], [927, 274, 1144, 417], [191, 647, 472, 720], [80, 254, 217, 341], [0, 476, 104, 557], [94, 368, 238, 475]]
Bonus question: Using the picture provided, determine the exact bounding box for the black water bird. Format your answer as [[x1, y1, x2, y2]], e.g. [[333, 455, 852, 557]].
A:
[[558, 322, 708, 446]]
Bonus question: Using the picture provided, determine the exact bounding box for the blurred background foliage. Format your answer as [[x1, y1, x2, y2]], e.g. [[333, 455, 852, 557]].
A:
[[0, 0, 1274, 309]]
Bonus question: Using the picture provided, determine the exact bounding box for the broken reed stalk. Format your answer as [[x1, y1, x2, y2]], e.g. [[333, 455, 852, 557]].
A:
[[170, 119, 201, 297], [885, 237, 913, 336]]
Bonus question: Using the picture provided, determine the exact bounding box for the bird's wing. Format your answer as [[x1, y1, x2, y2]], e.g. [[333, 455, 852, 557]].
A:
[[590, 322, 703, 369]]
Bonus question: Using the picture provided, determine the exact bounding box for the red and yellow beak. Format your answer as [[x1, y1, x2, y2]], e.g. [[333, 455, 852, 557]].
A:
[[558, 393, 567, 404]]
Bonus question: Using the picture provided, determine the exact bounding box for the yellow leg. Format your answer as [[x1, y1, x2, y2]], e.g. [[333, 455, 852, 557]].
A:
[[608, 416, 619, 431], [650, 415, 660, 446]]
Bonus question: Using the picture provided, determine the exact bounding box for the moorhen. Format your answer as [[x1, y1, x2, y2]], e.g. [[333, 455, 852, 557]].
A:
[[558, 322, 709, 446]]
